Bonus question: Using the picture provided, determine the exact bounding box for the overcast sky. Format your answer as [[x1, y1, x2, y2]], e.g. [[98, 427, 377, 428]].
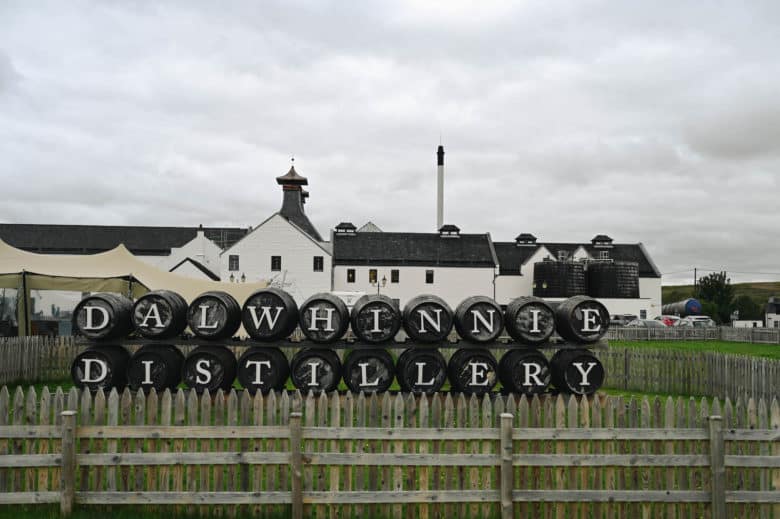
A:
[[1, 1, 779, 285]]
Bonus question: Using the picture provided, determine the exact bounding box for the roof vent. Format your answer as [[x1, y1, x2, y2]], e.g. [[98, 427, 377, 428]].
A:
[[335, 222, 357, 235], [439, 224, 461, 238], [515, 233, 537, 246], [591, 234, 614, 248]]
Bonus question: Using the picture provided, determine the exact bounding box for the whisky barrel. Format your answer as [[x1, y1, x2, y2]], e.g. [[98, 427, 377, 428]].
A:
[[454, 296, 504, 343], [290, 348, 342, 393], [395, 348, 447, 394], [503, 296, 555, 346], [299, 293, 350, 343], [182, 345, 237, 393], [447, 348, 498, 396], [237, 347, 289, 394], [350, 295, 402, 343], [71, 345, 130, 391], [126, 344, 184, 392], [343, 349, 395, 393], [549, 349, 604, 395], [402, 295, 454, 343], [186, 291, 242, 340], [554, 295, 610, 343], [72, 293, 134, 341], [132, 290, 188, 339], [498, 350, 550, 395], [241, 288, 299, 341]]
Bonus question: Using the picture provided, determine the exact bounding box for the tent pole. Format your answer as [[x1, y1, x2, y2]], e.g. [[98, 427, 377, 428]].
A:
[[18, 270, 29, 336]]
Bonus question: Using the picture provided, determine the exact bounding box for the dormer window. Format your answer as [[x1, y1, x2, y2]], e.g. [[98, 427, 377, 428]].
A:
[[599, 250, 609, 260], [335, 222, 357, 235], [591, 234, 614, 248], [439, 224, 461, 238], [515, 233, 538, 247]]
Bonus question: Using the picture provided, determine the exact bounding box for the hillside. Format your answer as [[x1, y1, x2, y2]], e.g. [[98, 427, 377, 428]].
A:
[[662, 281, 780, 306]]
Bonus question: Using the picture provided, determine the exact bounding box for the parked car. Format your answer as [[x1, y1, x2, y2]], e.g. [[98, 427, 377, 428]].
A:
[[655, 315, 681, 327], [677, 316, 717, 328], [610, 314, 638, 327], [626, 319, 667, 328]]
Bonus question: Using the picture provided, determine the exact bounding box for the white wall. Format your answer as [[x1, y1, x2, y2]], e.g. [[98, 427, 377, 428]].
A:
[[733, 320, 764, 328], [767, 313, 779, 328], [333, 265, 495, 309], [220, 214, 331, 303], [494, 246, 551, 305]]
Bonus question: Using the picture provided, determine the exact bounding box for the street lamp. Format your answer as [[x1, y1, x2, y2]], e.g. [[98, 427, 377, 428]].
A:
[[371, 275, 387, 294]]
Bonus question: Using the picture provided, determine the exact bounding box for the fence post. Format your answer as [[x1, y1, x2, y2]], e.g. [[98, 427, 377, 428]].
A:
[[708, 416, 725, 519], [290, 411, 303, 519], [500, 413, 514, 519], [623, 348, 630, 390], [60, 410, 77, 516]]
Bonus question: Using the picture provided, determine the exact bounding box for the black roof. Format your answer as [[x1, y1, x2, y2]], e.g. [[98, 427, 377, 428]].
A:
[[335, 222, 357, 231], [515, 233, 537, 242], [493, 241, 661, 277], [333, 232, 496, 267], [0, 224, 247, 256], [438, 224, 460, 233], [169, 257, 220, 281]]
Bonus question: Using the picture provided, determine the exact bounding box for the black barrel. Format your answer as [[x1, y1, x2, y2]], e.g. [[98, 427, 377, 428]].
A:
[[72, 293, 134, 340], [132, 290, 188, 339], [402, 295, 454, 343], [550, 349, 604, 395], [504, 296, 555, 346], [454, 296, 504, 343], [554, 295, 610, 343], [299, 293, 350, 343], [533, 261, 587, 298], [498, 350, 550, 395], [237, 347, 290, 394], [126, 344, 184, 392], [241, 288, 299, 342], [71, 345, 131, 391], [290, 348, 342, 393], [343, 349, 395, 393], [350, 295, 402, 343], [395, 348, 447, 394], [447, 348, 498, 396], [182, 345, 237, 393], [186, 291, 242, 340], [587, 261, 639, 299]]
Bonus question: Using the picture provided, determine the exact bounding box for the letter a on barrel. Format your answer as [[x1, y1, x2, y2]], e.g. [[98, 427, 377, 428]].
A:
[[132, 290, 188, 339], [350, 295, 401, 343], [241, 288, 299, 341]]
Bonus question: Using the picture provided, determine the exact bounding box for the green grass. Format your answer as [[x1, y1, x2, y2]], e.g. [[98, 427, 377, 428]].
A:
[[611, 339, 780, 359], [663, 280, 780, 305]]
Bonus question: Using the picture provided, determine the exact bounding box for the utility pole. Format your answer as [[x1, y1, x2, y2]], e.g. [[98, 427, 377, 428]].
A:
[[693, 268, 697, 297]]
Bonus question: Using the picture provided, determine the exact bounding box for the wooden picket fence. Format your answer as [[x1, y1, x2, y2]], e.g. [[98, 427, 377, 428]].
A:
[[0, 386, 778, 518]]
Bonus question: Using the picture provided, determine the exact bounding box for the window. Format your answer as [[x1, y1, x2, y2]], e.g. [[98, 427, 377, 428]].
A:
[[640, 310, 647, 319], [228, 255, 239, 271], [369, 269, 377, 284], [425, 270, 434, 284], [347, 269, 355, 283], [557, 250, 568, 261], [271, 256, 282, 271], [391, 269, 399, 283], [313, 256, 324, 272], [599, 250, 609, 260]]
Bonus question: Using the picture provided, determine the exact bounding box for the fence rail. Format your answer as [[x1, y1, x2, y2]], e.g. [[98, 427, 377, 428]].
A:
[[607, 325, 780, 343], [0, 386, 778, 517]]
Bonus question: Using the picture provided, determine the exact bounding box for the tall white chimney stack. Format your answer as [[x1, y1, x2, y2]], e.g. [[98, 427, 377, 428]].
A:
[[436, 144, 444, 230]]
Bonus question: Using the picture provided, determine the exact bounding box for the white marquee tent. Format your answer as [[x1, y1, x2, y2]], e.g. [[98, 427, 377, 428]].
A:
[[0, 239, 268, 335]]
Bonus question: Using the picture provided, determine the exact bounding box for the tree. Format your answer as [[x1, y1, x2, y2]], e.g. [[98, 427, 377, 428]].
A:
[[697, 271, 734, 324], [733, 295, 763, 321]]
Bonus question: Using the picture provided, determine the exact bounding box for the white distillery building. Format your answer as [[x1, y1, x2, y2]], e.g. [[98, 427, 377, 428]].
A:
[[331, 223, 498, 309]]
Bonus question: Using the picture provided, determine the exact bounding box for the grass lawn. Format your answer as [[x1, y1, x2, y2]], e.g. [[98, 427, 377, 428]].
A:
[[610, 339, 780, 359]]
